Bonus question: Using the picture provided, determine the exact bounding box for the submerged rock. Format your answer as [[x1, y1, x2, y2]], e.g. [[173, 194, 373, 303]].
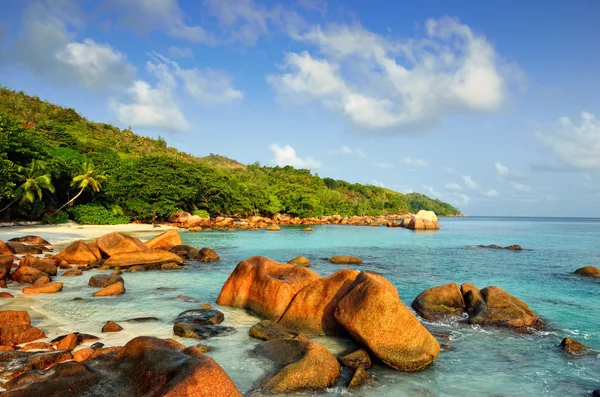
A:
[[574, 266, 600, 278], [560, 337, 592, 355], [249, 320, 308, 341], [278, 269, 359, 335], [1, 336, 242, 397], [216, 256, 321, 320], [329, 256, 363, 265], [335, 272, 440, 371], [287, 256, 311, 267], [253, 339, 340, 393], [173, 323, 236, 339], [411, 283, 466, 320], [173, 309, 224, 325]]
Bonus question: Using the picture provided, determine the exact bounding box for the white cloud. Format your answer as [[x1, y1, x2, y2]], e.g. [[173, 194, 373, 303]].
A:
[[106, 0, 216, 45], [270, 144, 321, 169], [370, 179, 385, 187], [403, 157, 429, 167], [445, 182, 462, 191], [371, 162, 394, 169], [510, 182, 531, 193], [329, 145, 366, 158], [268, 17, 517, 130], [485, 189, 499, 197], [424, 184, 471, 206], [461, 175, 480, 190], [494, 162, 509, 176], [110, 61, 189, 132], [168, 46, 194, 58], [537, 111, 600, 169], [7, 1, 134, 90], [422, 185, 443, 198]]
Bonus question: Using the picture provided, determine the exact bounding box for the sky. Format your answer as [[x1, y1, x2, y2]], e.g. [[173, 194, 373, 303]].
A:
[[1, 0, 599, 217]]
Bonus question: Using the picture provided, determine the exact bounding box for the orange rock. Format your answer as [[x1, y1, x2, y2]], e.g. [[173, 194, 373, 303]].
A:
[[145, 230, 183, 250], [23, 281, 63, 295], [0, 310, 31, 327], [574, 265, 600, 278], [21, 342, 54, 351], [87, 241, 102, 260], [33, 275, 50, 286], [329, 256, 363, 265], [217, 256, 321, 320], [101, 321, 123, 332], [56, 333, 78, 350], [406, 210, 440, 230], [97, 232, 148, 257], [0, 324, 46, 345], [411, 283, 466, 320], [0, 240, 12, 255], [9, 236, 51, 246], [62, 268, 83, 277], [0, 292, 14, 298], [93, 281, 125, 296], [0, 254, 13, 280], [335, 272, 440, 371], [103, 249, 183, 268], [73, 347, 94, 362], [54, 240, 98, 265], [278, 269, 360, 335], [10, 266, 48, 284]]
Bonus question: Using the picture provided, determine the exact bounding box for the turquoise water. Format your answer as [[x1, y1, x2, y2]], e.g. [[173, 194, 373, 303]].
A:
[[21, 217, 600, 396]]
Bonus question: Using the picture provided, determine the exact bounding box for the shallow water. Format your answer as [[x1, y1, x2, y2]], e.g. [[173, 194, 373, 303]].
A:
[[3, 217, 600, 396]]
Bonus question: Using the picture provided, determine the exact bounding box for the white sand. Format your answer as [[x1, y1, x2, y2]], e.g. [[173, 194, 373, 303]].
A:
[[0, 222, 180, 249]]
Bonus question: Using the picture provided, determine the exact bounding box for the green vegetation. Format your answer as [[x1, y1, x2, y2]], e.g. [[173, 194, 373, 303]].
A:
[[0, 86, 461, 222]]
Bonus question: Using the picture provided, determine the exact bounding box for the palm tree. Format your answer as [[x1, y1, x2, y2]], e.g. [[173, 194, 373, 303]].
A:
[[54, 161, 107, 214], [0, 160, 55, 213]]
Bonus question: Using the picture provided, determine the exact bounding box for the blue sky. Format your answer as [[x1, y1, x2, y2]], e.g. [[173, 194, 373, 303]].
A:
[[1, 0, 599, 217]]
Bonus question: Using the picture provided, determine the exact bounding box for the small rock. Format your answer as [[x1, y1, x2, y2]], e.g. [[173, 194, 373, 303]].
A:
[[161, 262, 183, 270], [0, 292, 14, 299], [303, 227, 312, 232], [560, 337, 591, 354], [173, 309, 224, 325], [62, 269, 83, 277], [177, 294, 200, 303], [339, 348, 372, 369], [173, 323, 236, 339], [102, 321, 123, 333], [288, 256, 311, 267], [90, 342, 104, 349], [88, 274, 124, 288], [195, 343, 213, 352], [249, 320, 308, 341], [347, 367, 374, 389], [265, 224, 280, 231], [72, 297, 84, 301], [125, 317, 160, 323], [55, 333, 78, 350], [126, 265, 147, 272], [329, 255, 363, 265], [22, 282, 63, 295], [440, 344, 456, 351], [198, 303, 212, 310], [93, 281, 125, 296]]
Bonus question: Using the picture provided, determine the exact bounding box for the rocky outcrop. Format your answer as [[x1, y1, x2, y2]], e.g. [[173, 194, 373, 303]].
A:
[[405, 210, 440, 230], [249, 320, 308, 341], [253, 339, 340, 393], [278, 270, 360, 335], [54, 240, 98, 265], [1, 336, 242, 397], [329, 256, 363, 265], [335, 272, 440, 371], [574, 266, 600, 278], [144, 230, 182, 250], [88, 275, 124, 288], [93, 281, 125, 296], [103, 250, 184, 268], [0, 350, 72, 380], [216, 256, 321, 320], [411, 283, 466, 320], [97, 232, 148, 257]]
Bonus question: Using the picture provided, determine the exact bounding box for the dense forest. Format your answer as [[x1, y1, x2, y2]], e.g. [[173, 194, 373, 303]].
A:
[[0, 87, 461, 224]]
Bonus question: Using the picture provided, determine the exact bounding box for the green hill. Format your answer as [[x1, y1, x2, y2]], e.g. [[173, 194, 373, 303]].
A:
[[0, 86, 461, 223]]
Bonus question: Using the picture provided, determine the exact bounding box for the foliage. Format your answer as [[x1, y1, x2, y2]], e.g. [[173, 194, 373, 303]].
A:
[[68, 204, 130, 225], [0, 86, 461, 222], [43, 211, 69, 224], [193, 209, 210, 218]]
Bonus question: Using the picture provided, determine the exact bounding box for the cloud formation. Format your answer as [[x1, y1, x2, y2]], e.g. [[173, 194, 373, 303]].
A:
[[403, 157, 429, 167], [270, 144, 321, 169], [268, 17, 515, 130], [537, 111, 600, 169], [329, 145, 366, 158]]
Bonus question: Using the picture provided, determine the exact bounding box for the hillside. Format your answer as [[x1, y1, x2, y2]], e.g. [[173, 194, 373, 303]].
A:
[[0, 86, 461, 223]]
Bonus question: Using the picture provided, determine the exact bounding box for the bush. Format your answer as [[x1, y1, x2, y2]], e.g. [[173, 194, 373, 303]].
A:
[[69, 204, 130, 225], [43, 211, 68, 224], [192, 209, 210, 218]]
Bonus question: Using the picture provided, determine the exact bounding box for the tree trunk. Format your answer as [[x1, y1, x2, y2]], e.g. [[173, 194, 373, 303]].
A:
[[54, 187, 85, 215], [0, 198, 17, 214]]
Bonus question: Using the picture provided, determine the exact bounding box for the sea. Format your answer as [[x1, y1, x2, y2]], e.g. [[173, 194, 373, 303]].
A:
[[9, 217, 600, 396]]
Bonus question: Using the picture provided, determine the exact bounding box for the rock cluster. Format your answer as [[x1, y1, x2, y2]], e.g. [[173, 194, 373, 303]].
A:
[[217, 257, 440, 373], [411, 282, 544, 333]]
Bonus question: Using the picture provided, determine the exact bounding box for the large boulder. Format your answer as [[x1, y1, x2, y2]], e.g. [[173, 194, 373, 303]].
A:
[[216, 256, 321, 320], [54, 240, 98, 265], [0, 255, 13, 280], [411, 283, 466, 320], [27, 259, 57, 277], [574, 266, 600, 278], [145, 230, 182, 250], [8, 236, 51, 246], [334, 272, 440, 371], [103, 250, 184, 268], [97, 232, 147, 257], [10, 266, 49, 284], [87, 241, 102, 260], [0, 325, 46, 346], [1, 336, 242, 397], [406, 210, 440, 230], [0, 350, 72, 380], [466, 285, 543, 332], [278, 269, 360, 335], [198, 248, 220, 262], [0, 311, 31, 327], [253, 339, 340, 393], [5, 242, 49, 255]]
